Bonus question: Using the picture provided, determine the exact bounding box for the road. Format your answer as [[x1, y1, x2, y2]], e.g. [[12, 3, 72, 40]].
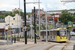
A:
[[0, 36, 75, 50], [0, 41, 74, 50], [70, 36, 75, 40]]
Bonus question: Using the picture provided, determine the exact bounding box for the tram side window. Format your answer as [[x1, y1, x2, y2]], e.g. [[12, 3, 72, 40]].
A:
[[57, 31, 60, 36]]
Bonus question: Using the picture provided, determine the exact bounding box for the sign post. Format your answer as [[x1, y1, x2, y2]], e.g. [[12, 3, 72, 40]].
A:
[[5, 24, 8, 40], [68, 21, 72, 27]]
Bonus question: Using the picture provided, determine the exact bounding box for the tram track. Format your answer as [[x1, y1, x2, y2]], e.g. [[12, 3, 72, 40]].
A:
[[24, 42, 52, 50], [24, 45, 38, 50], [44, 43, 62, 50], [7, 44, 38, 50], [8, 45, 27, 50], [61, 42, 71, 50], [7, 42, 49, 50]]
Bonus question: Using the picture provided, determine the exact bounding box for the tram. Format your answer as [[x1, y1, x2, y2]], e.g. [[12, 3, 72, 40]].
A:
[[40, 28, 68, 42]]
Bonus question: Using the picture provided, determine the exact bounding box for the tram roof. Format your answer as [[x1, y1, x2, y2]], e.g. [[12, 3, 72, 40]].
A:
[[40, 29, 57, 32], [40, 28, 67, 32]]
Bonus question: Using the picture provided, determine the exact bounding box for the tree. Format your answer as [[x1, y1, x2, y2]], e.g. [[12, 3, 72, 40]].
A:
[[0, 15, 5, 19], [72, 15, 75, 21], [50, 13, 55, 16], [59, 10, 73, 25], [14, 10, 24, 17]]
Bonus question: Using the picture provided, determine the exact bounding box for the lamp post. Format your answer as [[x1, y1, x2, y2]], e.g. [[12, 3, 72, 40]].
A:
[[34, 7, 36, 43], [23, 0, 41, 44], [24, 0, 27, 44]]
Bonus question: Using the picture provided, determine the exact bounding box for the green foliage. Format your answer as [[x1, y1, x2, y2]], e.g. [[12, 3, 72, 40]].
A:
[[5, 12, 12, 16], [13, 37, 33, 39], [14, 10, 19, 14], [26, 24, 29, 27], [36, 26, 41, 30], [72, 15, 75, 21], [50, 13, 55, 16], [14, 10, 24, 17], [0, 15, 5, 19], [59, 10, 73, 25], [41, 14, 45, 17], [67, 27, 73, 31], [27, 13, 31, 18], [42, 25, 46, 29], [48, 25, 53, 29], [0, 37, 4, 38]]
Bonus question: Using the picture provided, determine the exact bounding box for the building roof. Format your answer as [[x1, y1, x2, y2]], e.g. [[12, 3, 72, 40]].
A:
[[48, 9, 75, 12]]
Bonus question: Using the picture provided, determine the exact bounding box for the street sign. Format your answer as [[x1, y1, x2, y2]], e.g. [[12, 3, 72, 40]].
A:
[[30, 25, 33, 27], [7, 35, 11, 37], [8, 29, 12, 31], [68, 21, 72, 27], [68, 21, 71, 24], [5, 24, 8, 30]]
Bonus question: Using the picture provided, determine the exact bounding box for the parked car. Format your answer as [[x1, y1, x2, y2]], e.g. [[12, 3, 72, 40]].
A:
[[36, 34, 39, 37], [70, 31, 75, 36]]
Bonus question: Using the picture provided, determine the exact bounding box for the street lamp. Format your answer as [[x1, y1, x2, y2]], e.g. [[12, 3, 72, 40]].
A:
[[23, 0, 41, 44], [24, 0, 27, 44]]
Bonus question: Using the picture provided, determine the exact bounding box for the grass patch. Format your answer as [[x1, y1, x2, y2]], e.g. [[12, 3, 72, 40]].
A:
[[48, 25, 53, 29]]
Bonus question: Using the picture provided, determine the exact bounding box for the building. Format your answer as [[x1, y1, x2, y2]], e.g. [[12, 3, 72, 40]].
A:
[[47, 13, 61, 22], [47, 9, 75, 14], [0, 11, 4, 15], [32, 9, 45, 26], [0, 19, 6, 36], [12, 8, 22, 13], [5, 14, 23, 32], [32, 9, 45, 17], [0, 14, 23, 34]]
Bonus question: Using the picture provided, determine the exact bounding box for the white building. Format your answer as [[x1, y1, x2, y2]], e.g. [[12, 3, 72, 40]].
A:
[[5, 14, 23, 28], [0, 14, 23, 33], [0, 21, 5, 29]]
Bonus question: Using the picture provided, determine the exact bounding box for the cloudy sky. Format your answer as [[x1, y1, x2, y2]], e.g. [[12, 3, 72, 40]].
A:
[[0, 0, 75, 12]]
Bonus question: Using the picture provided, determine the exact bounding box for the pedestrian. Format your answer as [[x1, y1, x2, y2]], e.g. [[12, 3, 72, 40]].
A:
[[11, 37, 13, 44]]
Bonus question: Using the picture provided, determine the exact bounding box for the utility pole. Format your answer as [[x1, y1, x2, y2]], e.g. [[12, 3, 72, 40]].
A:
[[38, 0, 40, 39], [31, 15, 33, 41], [34, 7, 36, 44], [24, 0, 27, 44], [46, 12, 48, 42], [19, 0, 21, 35]]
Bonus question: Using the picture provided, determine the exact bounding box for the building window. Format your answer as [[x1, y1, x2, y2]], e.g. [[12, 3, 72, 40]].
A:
[[13, 18, 15, 20], [12, 23, 13, 25]]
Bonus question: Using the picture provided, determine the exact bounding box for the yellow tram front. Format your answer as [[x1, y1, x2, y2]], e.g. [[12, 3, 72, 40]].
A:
[[40, 28, 68, 42], [56, 28, 68, 42]]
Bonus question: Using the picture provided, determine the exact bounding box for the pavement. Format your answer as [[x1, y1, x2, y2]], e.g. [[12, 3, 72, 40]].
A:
[[0, 40, 75, 50], [0, 40, 35, 50]]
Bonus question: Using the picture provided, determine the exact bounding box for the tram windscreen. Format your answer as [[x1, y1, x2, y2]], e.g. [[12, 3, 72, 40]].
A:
[[60, 29, 67, 36]]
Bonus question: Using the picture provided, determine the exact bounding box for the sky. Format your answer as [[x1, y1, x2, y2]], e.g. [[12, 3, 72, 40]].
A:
[[0, 0, 75, 12]]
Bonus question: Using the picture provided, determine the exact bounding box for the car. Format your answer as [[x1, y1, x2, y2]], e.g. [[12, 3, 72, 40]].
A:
[[36, 34, 39, 37], [70, 31, 75, 36]]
